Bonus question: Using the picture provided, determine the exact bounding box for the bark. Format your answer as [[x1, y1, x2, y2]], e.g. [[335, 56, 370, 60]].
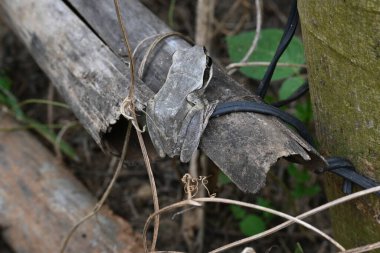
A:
[[298, 0, 380, 249], [0, 113, 144, 253], [0, 0, 326, 193]]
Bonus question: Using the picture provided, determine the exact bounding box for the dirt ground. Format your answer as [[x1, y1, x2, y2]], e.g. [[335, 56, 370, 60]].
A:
[[0, 0, 334, 252]]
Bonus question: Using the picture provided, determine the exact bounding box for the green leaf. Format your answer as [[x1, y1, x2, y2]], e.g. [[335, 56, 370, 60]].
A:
[[0, 74, 12, 90], [279, 77, 305, 100], [239, 215, 266, 236], [302, 185, 321, 197], [218, 171, 231, 186], [0, 76, 78, 161], [226, 29, 304, 80], [294, 242, 304, 253], [291, 184, 321, 198], [25, 118, 78, 161], [0, 84, 24, 119], [230, 205, 247, 220], [264, 94, 275, 104], [256, 197, 274, 220], [287, 164, 310, 183], [295, 100, 313, 123]]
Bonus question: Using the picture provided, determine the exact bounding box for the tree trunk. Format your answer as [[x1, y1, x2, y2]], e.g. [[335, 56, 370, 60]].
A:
[[298, 0, 380, 249]]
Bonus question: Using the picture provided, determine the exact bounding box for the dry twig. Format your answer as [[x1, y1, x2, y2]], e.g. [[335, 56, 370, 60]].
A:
[[339, 241, 380, 253], [59, 123, 132, 253], [212, 186, 380, 252], [227, 0, 263, 75], [226, 61, 307, 70], [113, 0, 160, 250], [143, 197, 345, 252]]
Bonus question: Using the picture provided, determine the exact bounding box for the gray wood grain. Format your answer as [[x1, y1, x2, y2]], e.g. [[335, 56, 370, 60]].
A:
[[0, 114, 144, 253], [0, 0, 154, 150], [0, 0, 326, 193]]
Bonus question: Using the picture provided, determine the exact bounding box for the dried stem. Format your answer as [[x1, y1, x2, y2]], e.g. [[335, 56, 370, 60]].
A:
[[226, 61, 307, 70], [212, 186, 380, 252], [339, 241, 380, 253], [227, 0, 263, 75], [195, 0, 215, 48], [143, 197, 345, 253], [59, 122, 132, 253], [114, 0, 160, 250], [54, 121, 76, 162]]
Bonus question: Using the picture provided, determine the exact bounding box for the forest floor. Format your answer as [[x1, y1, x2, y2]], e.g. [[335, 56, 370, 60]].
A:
[[0, 0, 334, 252]]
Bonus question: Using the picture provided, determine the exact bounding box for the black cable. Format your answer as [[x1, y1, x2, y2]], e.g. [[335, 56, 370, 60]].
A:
[[324, 157, 380, 196], [211, 101, 314, 145], [272, 81, 309, 107], [256, 0, 299, 99]]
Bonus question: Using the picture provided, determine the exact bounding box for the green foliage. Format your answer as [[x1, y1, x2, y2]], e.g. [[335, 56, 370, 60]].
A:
[[168, 0, 176, 28], [230, 205, 247, 219], [256, 197, 274, 221], [295, 100, 313, 123], [239, 215, 266, 236], [230, 197, 274, 236], [0, 73, 77, 160], [0, 73, 12, 92], [294, 242, 304, 253], [287, 164, 320, 198], [279, 76, 305, 100], [226, 29, 305, 80], [217, 171, 232, 186]]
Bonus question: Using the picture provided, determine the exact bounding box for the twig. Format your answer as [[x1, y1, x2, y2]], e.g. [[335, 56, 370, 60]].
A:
[[96, 157, 118, 198], [195, 0, 215, 48], [168, 0, 176, 28], [18, 99, 69, 109], [267, 0, 287, 24], [47, 83, 54, 127], [54, 121, 76, 162], [227, 0, 262, 75], [226, 61, 307, 71], [59, 122, 132, 253], [211, 186, 380, 252], [239, 0, 262, 63], [340, 241, 380, 253], [143, 200, 203, 252], [241, 247, 256, 253], [184, 150, 205, 253], [137, 32, 193, 80], [113, 0, 160, 250], [212, 0, 250, 36], [199, 198, 344, 252], [143, 197, 345, 253]]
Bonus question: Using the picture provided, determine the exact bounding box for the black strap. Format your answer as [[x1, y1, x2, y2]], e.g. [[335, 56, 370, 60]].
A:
[[211, 101, 314, 145], [324, 157, 380, 197], [256, 0, 299, 99], [271, 82, 309, 107]]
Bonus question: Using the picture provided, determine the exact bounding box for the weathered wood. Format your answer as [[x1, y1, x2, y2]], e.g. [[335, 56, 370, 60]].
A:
[[0, 113, 144, 253], [0, 0, 154, 152], [0, 0, 326, 193]]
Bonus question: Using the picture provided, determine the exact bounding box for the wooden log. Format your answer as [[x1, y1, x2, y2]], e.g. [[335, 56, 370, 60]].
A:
[[0, 0, 326, 193], [0, 113, 144, 253]]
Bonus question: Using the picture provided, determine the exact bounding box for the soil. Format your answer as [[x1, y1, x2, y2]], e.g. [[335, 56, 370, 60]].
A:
[[0, 1, 334, 252]]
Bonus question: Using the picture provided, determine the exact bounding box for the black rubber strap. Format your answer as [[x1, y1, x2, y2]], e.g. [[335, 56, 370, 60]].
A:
[[211, 101, 314, 145], [324, 157, 380, 196], [256, 0, 299, 99], [272, 82, 309, 107]]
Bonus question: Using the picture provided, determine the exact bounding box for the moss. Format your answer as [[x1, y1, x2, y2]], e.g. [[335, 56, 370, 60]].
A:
[[299, 0, 380, 250]]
